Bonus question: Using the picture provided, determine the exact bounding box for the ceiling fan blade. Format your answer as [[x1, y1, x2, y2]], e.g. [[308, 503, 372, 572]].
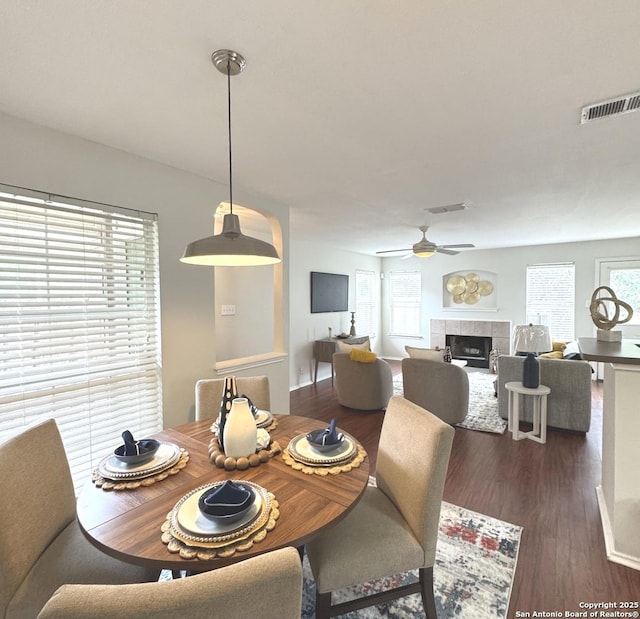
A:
[[376, 248, 412, 254], [439, 243, 475, 249], [435, 247, 459, 255]]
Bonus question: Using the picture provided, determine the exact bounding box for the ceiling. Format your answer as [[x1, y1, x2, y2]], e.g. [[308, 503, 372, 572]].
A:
[[2, 1, 640, 257]]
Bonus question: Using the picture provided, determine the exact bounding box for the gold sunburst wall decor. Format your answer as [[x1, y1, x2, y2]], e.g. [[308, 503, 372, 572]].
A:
[[443, 270, 497, 309]]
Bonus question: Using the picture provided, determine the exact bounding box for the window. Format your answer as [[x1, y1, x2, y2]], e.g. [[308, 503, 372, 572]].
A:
[[355, 270, 375, 337], [388, 271, 421, 336], [526, 263, 575, 341], [0, 187, 162, 491]]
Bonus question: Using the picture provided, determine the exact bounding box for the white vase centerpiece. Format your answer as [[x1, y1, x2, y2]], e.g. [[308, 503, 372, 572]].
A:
[[223, 397, 258, 458]]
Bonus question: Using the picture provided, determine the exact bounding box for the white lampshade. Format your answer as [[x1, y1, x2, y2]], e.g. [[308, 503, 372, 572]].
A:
[[512, 324, 552, 355]]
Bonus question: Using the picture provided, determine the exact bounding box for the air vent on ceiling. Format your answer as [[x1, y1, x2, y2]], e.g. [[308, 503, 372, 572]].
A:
[[426, 202, 468, 215], [581, 91, 640, 124]]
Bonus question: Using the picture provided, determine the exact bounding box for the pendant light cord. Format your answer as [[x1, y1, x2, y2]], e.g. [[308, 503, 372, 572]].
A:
[[227, 59, 234, 215]]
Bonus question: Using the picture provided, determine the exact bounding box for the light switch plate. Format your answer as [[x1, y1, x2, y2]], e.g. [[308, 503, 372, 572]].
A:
[[221, 304, 236, 316]]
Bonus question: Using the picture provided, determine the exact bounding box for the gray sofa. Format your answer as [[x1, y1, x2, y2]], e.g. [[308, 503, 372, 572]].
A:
[[496, 355, 592, 432]]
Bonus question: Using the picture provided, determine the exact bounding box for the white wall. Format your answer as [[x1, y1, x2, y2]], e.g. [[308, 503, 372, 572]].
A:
[[1, 113, 290, 427], [379, 238, 640, 357], [289, 241, 382, 388]]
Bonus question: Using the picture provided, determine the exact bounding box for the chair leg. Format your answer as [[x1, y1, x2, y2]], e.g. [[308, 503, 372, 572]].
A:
[[315, 590, 332, 619], [420, 567, 438, 619]]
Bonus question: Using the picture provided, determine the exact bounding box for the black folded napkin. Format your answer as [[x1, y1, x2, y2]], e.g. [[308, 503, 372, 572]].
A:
[[119, 430, 158, 456], [198, 480, 254, 518], [307, 418, 345, 451]]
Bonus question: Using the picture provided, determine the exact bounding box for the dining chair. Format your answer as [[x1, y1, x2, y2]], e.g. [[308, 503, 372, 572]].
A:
[[402, 357, 469, 424], [305, 395, 455, 619], [36, 546, 303, 619], [0, 419, 159, 619], [195, 375, 271, 421]]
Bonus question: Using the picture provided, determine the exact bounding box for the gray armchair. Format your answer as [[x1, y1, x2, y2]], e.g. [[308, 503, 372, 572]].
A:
[[333, 352, 393, 411], [401, 357, 469, 425]]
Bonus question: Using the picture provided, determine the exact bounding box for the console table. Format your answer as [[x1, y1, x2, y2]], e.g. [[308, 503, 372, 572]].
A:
[[578, 337, 640, 571], [313, 335, 370, 383]]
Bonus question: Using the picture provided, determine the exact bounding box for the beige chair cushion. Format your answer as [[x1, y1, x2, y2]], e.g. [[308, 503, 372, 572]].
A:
[[37, 547, 303, 619], [306, 486, 423, 592], [307, 396, 454, 594], [195, 376, 271, 421], [336, 339, 371, 353], [404, 345, 444, 362]]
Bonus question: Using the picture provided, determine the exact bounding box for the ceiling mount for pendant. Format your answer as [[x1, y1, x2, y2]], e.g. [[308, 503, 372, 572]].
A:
[[180, 49, 281, 267], [211, 49, 246, 76]]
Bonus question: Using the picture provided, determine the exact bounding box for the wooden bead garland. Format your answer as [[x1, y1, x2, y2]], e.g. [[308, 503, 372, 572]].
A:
[[208, 437, 281, 470]]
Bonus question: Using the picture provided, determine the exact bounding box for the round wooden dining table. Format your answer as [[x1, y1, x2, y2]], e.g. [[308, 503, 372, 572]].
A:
[[76, 415, 370, 571]]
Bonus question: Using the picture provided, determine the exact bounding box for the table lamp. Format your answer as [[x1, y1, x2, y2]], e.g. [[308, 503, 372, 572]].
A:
[[512, 324, 552, 388]]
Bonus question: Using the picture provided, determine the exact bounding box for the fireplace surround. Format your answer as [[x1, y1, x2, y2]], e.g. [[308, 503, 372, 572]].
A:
[[430, 319, 511, 368]]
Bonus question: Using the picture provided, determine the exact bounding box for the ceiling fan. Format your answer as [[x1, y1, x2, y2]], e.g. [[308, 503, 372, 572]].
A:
[[376, 225, 475, 258]]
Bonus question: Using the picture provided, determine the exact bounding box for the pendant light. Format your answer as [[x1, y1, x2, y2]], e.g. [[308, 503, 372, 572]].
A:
[[180, 50, 281, 266]]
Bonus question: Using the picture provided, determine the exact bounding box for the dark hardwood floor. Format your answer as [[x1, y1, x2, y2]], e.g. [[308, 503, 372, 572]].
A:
[[290, 361, 640, 615]]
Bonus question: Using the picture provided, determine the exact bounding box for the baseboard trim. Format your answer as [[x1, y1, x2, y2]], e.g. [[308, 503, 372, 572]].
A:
[[596, 485, 640, 571]]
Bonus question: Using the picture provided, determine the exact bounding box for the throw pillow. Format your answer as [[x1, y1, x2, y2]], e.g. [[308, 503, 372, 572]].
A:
[[404, 345, 445, 362], [336, 340, 371, 353], [350, 349, 378, 363], [552, 340, 567, 352], [539, 350, 564, 359]]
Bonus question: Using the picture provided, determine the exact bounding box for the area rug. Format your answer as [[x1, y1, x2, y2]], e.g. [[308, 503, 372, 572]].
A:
[[301, 497, 522, 618], [393, 371, 507, 434]]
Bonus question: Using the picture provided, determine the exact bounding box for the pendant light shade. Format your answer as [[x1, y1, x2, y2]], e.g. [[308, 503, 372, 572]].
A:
[[180, 50, 281, 267]]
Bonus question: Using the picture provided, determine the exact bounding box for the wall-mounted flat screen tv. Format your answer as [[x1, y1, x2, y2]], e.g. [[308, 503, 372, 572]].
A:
[[310, 271, 349, 313]]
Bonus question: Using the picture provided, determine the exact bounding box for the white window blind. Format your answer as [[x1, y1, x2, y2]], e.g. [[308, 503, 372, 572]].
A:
[[526, 263, 575, 341], [389, 271, 421, 336], [355, 270, 375, 337], [0, 188, 162, 492]]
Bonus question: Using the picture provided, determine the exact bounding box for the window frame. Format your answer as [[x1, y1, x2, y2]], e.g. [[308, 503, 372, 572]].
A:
[[0, 185, 162, 491]]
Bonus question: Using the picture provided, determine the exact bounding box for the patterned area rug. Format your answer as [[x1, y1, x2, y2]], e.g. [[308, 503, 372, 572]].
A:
[[393, 371, 506, 434], [301, 496, 522, 618]]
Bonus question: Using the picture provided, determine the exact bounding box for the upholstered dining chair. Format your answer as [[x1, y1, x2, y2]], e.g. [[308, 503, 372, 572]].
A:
[[36, 546, 303, 619], [0, 419, 158, 619], [305, 396, 455, 619], [402, 357, 469, 425], [332, 352, 394, 411], [195, 375, 271, 421]]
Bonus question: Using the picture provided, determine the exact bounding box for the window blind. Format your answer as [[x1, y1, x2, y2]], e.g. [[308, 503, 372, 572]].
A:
[[526, 263, 575, 341], [355, 270, 375, 337], [389, 271, 421, 336], [0, 188, 162, 491]]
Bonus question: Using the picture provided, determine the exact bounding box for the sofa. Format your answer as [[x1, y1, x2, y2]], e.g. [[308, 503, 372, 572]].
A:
[[496, 355, 592, 432]]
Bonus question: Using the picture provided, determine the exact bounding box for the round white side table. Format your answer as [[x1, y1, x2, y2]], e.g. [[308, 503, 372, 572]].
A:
[[505, 381, 551, 444]]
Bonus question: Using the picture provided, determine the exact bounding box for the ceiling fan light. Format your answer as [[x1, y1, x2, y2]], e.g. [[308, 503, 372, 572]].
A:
[[414, 250, 435, 258]]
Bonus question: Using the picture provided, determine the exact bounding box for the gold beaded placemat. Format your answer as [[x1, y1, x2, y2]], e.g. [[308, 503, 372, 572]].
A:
[[161, 490, 280, 560], [282, 444, 367, 476], [92, 449, 190, 490]]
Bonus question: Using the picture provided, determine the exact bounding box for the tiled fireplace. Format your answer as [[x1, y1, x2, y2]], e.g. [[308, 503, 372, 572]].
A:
[[430, 319, 511, 369]]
